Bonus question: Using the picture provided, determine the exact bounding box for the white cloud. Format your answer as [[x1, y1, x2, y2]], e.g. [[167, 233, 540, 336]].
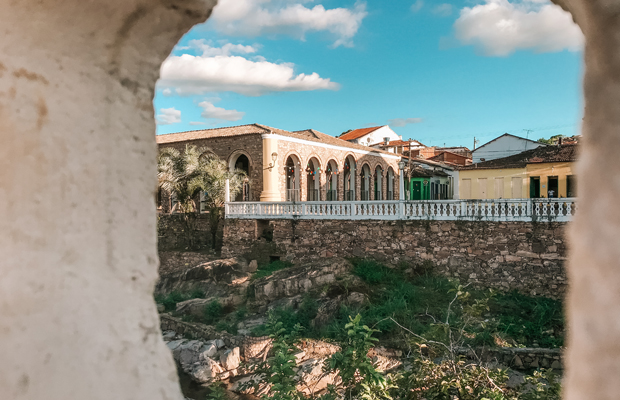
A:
[[432, 3, 453, 16], [182, 39, 259, 56], [388, 118, 423, 127], [454, 0, 583, 56], [210, 0, 368, 47], [162, 88, 172, 96], [198, 101, 245, 121], [158, 46, 340, 96], [156, 107, 181, 125], [410, 0, 424, 13], [189, 121, 207, 126]]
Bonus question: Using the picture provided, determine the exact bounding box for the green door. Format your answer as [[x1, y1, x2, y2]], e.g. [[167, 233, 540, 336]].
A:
[[411, 180, 422, 200]]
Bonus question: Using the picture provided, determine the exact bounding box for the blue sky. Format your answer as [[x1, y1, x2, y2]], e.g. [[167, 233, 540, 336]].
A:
[[154, 0, 584, 148]]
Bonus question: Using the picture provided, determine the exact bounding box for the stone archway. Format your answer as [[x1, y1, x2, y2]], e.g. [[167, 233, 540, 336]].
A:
[[2, 1, 620, 400], [0, 1, 217, 399]]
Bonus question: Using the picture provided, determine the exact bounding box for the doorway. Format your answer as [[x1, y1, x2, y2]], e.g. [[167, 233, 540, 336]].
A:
[[530, 177, 541, 198], [547, 176, 558, 198]]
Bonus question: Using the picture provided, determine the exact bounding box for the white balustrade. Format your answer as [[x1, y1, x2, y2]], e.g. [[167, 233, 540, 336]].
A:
[[225, 198, 576, 222]]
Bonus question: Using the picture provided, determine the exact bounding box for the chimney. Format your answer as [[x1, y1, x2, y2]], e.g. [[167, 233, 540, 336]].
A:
[[558, 137, 563, 146]]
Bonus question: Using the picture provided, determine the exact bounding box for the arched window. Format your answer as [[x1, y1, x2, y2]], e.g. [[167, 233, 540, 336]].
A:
[[343, 155, 356, 201], [285, 155, 301, 201], [306, 157, 321, 201], [326, 160, 339, 201], [360, 164, 371, 201], [374, 165, 383, 201], [229, 153, 250, 201]]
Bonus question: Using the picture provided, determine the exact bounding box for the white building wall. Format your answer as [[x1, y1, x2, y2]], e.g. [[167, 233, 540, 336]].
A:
[[472, 135, 544, 163], [355, 126, 400, 146]]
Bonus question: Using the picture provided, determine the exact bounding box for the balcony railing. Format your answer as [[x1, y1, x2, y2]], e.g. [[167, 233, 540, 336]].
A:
[[226, 198, 577, 222]]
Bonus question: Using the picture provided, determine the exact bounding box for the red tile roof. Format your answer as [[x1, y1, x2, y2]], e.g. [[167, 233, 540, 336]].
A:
[[459, 144, 578, 170], [338, 126, 384, 141], [156, 124, 397, 156]]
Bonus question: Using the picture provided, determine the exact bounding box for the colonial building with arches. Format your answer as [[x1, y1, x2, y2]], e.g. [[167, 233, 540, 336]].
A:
[[156, 123, 402, 202]]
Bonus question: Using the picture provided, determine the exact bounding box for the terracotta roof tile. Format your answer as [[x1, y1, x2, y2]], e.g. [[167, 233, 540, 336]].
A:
[[459, 144, 578, 170], [155, 124, 268, 144], [157, 124, 398, 157], [338, 126, 384, 141]]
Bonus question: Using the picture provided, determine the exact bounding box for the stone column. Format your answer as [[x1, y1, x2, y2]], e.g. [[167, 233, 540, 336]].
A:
[[0, 1, 215, 400], [260, 134, 281, 201]]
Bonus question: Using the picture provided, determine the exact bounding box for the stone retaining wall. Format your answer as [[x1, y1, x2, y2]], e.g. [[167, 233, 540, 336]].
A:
[[458, 347, 563, 370], [158, 213, 223, 252], [222, 219, 568, 298]]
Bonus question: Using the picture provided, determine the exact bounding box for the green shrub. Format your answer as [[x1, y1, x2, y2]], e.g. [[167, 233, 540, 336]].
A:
[[353, 259, 397, 284], [491, 291, 564, 347], [253, 260, 293, 279], [203, 300, 223, 324], [401, 358, 513, 400]]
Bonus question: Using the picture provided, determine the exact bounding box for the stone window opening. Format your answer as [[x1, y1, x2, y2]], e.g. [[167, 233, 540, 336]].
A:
[[326, 159, 339, 201], [229, 153, 251, 201], [343, 155, 356, 201], [374, 165, 384, 201], [285, 155, 301, 201], [360, 164, 371, 201], [306, 157, 321, 201]]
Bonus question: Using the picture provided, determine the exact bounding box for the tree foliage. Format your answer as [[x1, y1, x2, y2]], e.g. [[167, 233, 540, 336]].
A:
[[157, 144, 245, 248]]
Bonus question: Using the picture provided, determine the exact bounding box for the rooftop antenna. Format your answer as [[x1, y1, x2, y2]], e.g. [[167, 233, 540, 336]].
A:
[[524, 129, 533, 150]]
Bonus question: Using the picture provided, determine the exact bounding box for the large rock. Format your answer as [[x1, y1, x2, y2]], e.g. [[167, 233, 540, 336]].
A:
[[188, 356, 224, 383], [253, 258, 353, 303], [296, 358, 341, 396], [220, 348, 240, 370], [156, 257, 249, 295]]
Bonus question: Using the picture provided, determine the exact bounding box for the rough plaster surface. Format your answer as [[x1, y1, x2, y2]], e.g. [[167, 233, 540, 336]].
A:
[[550, 1, 620, 399], [0, 1, 216, 399]]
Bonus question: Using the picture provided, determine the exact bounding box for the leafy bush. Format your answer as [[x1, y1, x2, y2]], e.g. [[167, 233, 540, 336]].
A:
[[206, 382, 228, 400], [353, 259, 398, 284], [520, 369, 561, 400], [251, 296, 319, 337], [491, 291, 564, 347], [249, 312, 304, 400], [401, 358, 513, 400], [253, 260, 294, 279], [203, 300, 223, 324], [325, 314, 393, 400]]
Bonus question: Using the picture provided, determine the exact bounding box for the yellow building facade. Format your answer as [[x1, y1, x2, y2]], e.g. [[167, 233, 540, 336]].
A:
[[459, 167, 528, 199], [526, 161, 576, 198], [458, 145, 578, 199]]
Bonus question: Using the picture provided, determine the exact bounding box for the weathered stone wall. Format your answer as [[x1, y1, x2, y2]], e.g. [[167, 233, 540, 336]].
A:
[[159, 133, 264, 201], [158, 213, 223, 252], [458, 347, 563, 370], [222, 219, 568, 298], [0, 1, 216, 399]]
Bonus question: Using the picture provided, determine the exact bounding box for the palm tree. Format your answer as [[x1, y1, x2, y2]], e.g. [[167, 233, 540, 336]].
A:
[[157, 144, 245, 249]]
